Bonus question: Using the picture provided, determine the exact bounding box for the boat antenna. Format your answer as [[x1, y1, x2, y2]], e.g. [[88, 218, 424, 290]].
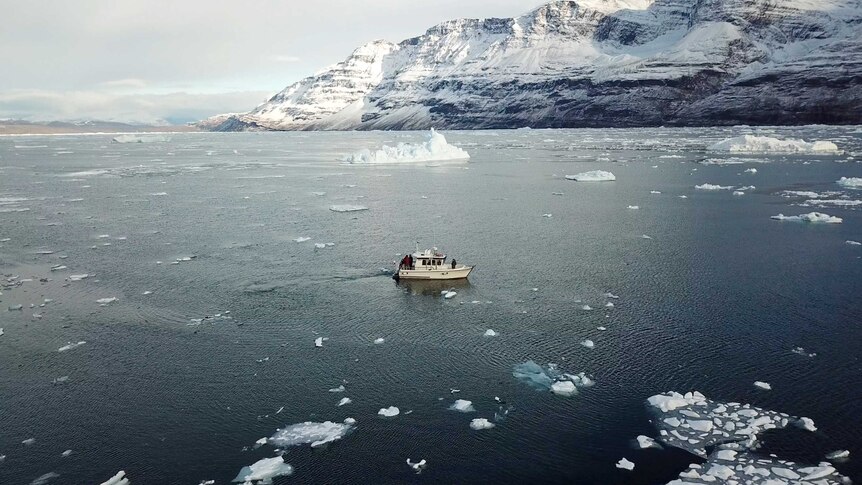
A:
[[415, 241, 419, 253]]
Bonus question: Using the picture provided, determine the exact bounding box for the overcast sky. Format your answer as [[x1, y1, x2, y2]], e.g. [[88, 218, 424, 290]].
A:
[[0, 0, 547, 124]]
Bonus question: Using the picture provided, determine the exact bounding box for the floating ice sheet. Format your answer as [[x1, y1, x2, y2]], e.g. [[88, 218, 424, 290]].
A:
[[837, 176, 862, 189], [513, 361, 595, 397], [329, 204, 368, 212], [470, 418, 495, 430], [771, 212, 842, 223], [99, 471, 130, 485], [668, 449, 848, 485], [695, 183, 734, 190], [449, 399, 475, 413], [232, 457, 293, 484], [267, 418, 356, 448]]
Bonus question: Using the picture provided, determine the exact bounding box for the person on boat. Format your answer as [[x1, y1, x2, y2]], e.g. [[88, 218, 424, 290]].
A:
[[451, 259, 457, 269], [406, 254, 413, 269], [400, 255, 409, 270]]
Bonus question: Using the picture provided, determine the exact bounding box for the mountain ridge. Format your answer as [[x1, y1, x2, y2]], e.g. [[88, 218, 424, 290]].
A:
[[200, 0, 862, 131]]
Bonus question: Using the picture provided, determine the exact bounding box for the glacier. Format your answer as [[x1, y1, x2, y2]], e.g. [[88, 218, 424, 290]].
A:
[[202, 0, 862, 131]]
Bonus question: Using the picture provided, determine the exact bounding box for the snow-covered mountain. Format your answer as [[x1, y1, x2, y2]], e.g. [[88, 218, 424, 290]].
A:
[[204, 0, 862, 131]]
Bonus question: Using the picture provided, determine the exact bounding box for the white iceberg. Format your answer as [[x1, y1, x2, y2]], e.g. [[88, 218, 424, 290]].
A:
[[58, 341, 86, 352], [565, 170, 616, 182], [635, 435, 659, 449], [337, 397, 352, 407], [826, 449, 850, 461], [69, 274, 90, 281], [96, 297, 118, 306], [627, 205, 639, 210], [551, 380, 577, 396], [580, 339, 595, 349], [232, 457, 293, 484], [442, 290, 457, 299], [112, 134, 170, 144], [329, 204, 368, 212], [449, 399, 475, 412], [695, 183, 734, 190], [744, 168, 757, 173], [847, 240, 861, 246], [344, 129, 469, 164], [483, 329, 498, 337], [406, 458, 428, 474], [293, 237, 311, 243], [373, 337, 385, 344], [99, 471, 130, 485], [513, 361, 595, 397], [798, 416, 817, 432], [469, 418, 495, 430], [753, 381, 772, 390], [268, 418, 356, 448], [837, 176, 862, 189], [708, 135, 840, 154], [378, 406, 400, 417], [616, 458, 635, 470], [771, 212, 842, 223]]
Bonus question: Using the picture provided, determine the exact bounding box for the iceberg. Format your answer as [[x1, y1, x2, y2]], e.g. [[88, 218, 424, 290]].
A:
[[615, 458, 635, 470], [96, 297, 118, 306], [344, 129, 469, 164], [112, 134, 170, 144], [232, 457, 293, 484], [58, 341, 86, 352], [469, 418, 495, 430], [268, 418, 356, 448], [337, 397, 352, 407], [669, 449, 849, 485], [31, 473, 60, 485], [378, 406, 400, 417], [513, 361, 595, 397], [635, 435, 659, 449], [771, 212, 842, 223], [406, 458, 428, 474], [708, 135, 840, 154], [837, 176, 862, 189], [695, 183, 734, 190], [449, 399, 475, 412], [483, 329, 498, 337], [753, 381, 772, 390], [373, 337, 385, 344], [564, 170, 616, 182], [826, 449, 850, 461], [293, 237, 311, 243], [580, 340, 595, 349], [329, 204, 368, 212]]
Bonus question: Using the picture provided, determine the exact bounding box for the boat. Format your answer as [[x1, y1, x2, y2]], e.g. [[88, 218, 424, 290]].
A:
[[394, 246, 473, 281]]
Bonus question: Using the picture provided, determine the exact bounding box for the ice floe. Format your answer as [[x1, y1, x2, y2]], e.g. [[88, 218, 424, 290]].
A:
[[745, 168, 757, 173], [837, 176, 862, 189], [708, 135, 840, 154], [60, 450, 72, 457], [98, 471, 130, 485], [232, 457, 293, 484], [798, 416, 817, 432], [791, 346, 817, 357], [753, 381, 772, 391], [374, 337, 385, 344], [449, 399, 476, 413], [442, 290, 457, 299], [826, 449, 850, 461], [337, 397, 352, 407], [293, 237, 311, 243], [58, 341, 86, 352], [22, 437, 36, 445], [469, 418, 495, 430], [771, 212, 842, 223], [669, 450, 848, 485], [647, 391, 813, 457], [483, 329, 498, 337], [344, 129, 469, 164], [329, 204, 368, 212], [846, 240, 861, 246], [635, 435, 660, 449], [378, 406, 400, 417], [695, 183, 734, 190], [267, 418, 356, 448], [314, 337, 325, 348], [615, 458, 635, 470], [96, 297, 118, 306], [580, 339, 595, 349], [565, 170, 616, 182], [627, 205, 639, 210], [30, 473, 60, 485]]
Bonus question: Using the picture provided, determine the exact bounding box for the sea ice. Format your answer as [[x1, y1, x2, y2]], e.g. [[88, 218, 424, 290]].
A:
[[771, 212, 842, 223], [449, 399, 476, 412], [344, 129, 469, 164], [846, 240, 861, 246], [627, 205, 639, 209], [636, 435, 660, 449], [314, 243, 327, 249], [443, 291, 457, 299], [798, 416, 817, 432], [69, 274, 89, 281], [22, 437, 36, 445], [695, 183, 734, 190], [564, 170, 616, 182], [469, 418, 495, 430], [581, 305, 592, 311], [406, 458, 428, 474], [745, 168, 757, 173], [60, 450, 72, 457], [232, 457, 293, 484], [483, 329, 498, 337], [337, 397, 352, 407], [825, 449, 850, 461], [99, 471, 130, 485], [837, 176, 862, 189], [96, 297, 118, 306], [708, 135, 840, 154], [329, 204, 369, 212], [580, 340, 595, 349], [112, 134, 170, 144], [315, 337, 324, 348], [753, 381, 772, 390], [668, 449, 849, 485], [268, 418, 356, 448], [513, 361, 595, 396], [328, 384, 345, 393], [374, 337, 385, 344], [378, 406, 400, 417], [294, 237, 311, 242], [30, 473, 60, 485], [551, 380, 577, 396], [616, 458, 635, 470]]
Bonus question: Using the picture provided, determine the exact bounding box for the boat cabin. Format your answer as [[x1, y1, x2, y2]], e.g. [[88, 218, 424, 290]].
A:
[[412, 249, 446, 268]]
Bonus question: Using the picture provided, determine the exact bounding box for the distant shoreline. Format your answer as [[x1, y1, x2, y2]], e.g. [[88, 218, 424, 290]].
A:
[[0, 123, 199, 136]]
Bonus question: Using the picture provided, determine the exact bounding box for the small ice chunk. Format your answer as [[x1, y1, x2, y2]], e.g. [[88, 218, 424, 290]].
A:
[[664, 417, 682, 427], [616, 458, 635, 470], [798, 417, 817, 432], [469, 418, 495, 430], [695, 183, 734, 190], [449, 399, 476, 412], [406, 458, 427, 474], [70, 274, 90, 281], [716, 449, 737, 461], [337, 397, 352, 407], [232, 457, 293, 484], [314, 337, 324, 348], [580, 340, 595, 349], [443, 291, 457, 299], [753, 381, 772, 390], [825, 449, 849, 461], [641, 234, 652, 239], [31, 473, 61, 485], [542, 213, 552, 218], [799, 465, 836, 480], [636, 435, 659, 449], [378, 406, 400, 417], [58, 341, 86, 352], [96, 297, 118, 305], [269, 418, 356, 448], [688, 420, 713, 432], [22, 437, 36, 445], [845, 240, 861, 246], [581, 304, 592, 311], [627, 205, 639, 210], [551, 380, 577, 396], [483, 329, 498, 337], [294, 237, 311, 243], [61, 449, 73, 457], [565, 170, 615, 182], [373, 337, 385, 344], [837, 176, 862, 189], [314, 243, 326, 249], [328, 384, 345, 393], [329, 204, 368, 212], [745, 168, 757, 173]]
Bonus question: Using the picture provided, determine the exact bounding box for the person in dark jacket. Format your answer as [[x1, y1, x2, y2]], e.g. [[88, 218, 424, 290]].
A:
[[451, 259, 457, 269]]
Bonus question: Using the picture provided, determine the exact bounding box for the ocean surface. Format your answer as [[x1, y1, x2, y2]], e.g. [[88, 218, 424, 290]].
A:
[[1, 127, 860, 484]]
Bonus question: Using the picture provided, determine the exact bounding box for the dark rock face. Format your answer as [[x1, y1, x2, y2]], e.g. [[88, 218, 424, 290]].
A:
[[203, 0, 862, 131]]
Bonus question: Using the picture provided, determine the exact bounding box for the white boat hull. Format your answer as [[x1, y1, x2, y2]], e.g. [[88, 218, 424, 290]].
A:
[[396, 265, 473, 280]]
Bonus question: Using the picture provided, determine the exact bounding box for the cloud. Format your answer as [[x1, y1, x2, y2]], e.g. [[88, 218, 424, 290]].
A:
[[271, 55, 301, 63], [0, 89, 270, 125], [98, 78, 149, 90]]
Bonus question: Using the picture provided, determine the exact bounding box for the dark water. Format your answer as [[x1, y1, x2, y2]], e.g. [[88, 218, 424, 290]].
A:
[[1, 127, 860, 484]]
